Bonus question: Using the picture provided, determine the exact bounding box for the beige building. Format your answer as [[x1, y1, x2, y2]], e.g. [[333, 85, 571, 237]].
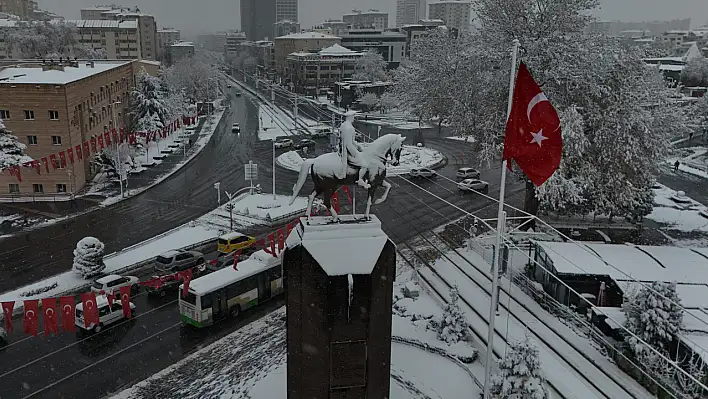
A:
[[274, 31, 340, 75], [428, 0, 471, 32], [65, 20, 141, 60], [157, 28, 180, 61], [342, 9, 389, 30], [287, 44, 363, 96], [224, 32, 247, 57], [170, 41, 194, 63], [80, 7, 158, 60], [0, 60, 136, 196]]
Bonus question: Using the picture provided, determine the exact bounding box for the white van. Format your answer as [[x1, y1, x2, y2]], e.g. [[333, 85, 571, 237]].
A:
[[75, 295, 136, 333]]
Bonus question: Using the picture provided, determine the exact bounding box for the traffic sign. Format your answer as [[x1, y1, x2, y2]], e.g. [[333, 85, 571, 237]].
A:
[[245, 161, 258, 181]]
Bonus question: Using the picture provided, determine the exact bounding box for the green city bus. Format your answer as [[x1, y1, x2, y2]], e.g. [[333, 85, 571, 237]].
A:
[[178, 250, 283, 327]]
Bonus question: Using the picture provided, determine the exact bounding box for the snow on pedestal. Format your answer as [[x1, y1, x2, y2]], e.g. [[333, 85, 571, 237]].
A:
[[72, 237, 106, 279]]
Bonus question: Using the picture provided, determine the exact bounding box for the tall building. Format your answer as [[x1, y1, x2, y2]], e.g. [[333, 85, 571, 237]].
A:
[[339, 29, 406, 68], [276, 0, 298, 24], [66, 20, 142, 59], [342, 9, 389, 30], [274, 20, 300, 39], [79, 6, 158, 60], [224, 32, 247, 57], [0, 0, 30, 19], [274, 31, 340, 76], [157, 28, 180, 61], [170, 41, 195, 63], [428, 0, 471, 32], [396, 0, 426, 27]]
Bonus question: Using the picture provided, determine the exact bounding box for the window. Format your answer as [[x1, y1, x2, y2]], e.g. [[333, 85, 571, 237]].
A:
[[27, 136, 37, 145], [176, 253, 191, 261], [49, 110, 59, 120], [107, 277, 128, 287], [8, 184, 19, 194], [32, 184, 43, 193], [56, 184, 67, 193], [51, 136, 62, 145], [0, 110, 9, 119], [24, 110, 34, 120], [200, 294, 213, 308], [99, 305, 111, 317]]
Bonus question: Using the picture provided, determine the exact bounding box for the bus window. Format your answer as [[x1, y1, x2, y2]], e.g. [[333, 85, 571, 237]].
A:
[[226, 281, 244, 298], [183, 292, 197, 305], [244, 276, 259, 291], [201, 294, 213, 309]]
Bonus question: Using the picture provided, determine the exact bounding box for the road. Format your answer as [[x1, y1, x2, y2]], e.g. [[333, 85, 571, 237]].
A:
[[0, 78, 519, 398]]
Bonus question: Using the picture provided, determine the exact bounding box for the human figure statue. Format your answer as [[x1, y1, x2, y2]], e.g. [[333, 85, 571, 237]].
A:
[[337, 111, 370, 188]]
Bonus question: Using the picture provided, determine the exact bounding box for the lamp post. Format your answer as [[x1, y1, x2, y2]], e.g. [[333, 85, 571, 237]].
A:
[[111, 100, 124, 198], [214, 182, 221, 205]]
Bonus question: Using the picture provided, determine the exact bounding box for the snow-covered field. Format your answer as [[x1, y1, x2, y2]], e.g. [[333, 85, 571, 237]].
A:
[[276, 145, 444, 175], [197, 193, 308, 230], [648, 184, 708, 235], [110, 269, 481, 399], [257, 106, 295, 141], [667, 146, 708, 180], [446, 135, 475, 143], [361, 119, 431, 130]]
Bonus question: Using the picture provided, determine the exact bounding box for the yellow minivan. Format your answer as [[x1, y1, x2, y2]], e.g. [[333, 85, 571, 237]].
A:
[[217, 232, 256, 254]]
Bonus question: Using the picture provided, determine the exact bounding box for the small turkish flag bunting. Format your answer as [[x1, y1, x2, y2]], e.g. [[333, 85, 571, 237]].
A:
[[2, 301, 14, 332], [119, 286, 132, 319], [59, 296, 75, 332], [67, 147, 75, 164], [23, 300, 39, 336], [179, 269, 193, 298], [502, 62, 562, 187], [106, 292, 115, 308], [233, 250, 242, 271], [277, 228, 285, 252], [42, 297, 59, 336], [80, 292, 99, 328]]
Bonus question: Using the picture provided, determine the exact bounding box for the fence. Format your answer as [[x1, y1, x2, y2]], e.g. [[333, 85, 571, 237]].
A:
[[0, 192, 75, 203]]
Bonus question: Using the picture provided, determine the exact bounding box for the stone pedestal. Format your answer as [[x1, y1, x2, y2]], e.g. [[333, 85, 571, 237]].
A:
[[284, 215, 396, 399]]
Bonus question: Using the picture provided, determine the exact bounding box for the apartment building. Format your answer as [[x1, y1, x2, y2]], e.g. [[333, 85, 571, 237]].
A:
[[170, 41, 195, 63], [274, 20, 300, 39], [428, 0, 471, 32], [342, 9, 389, 30], [157, 28, 180, 60], [287, 44, 363, 96], [224, 32, 247, 57], [276, 0, 298, 24], [80, 7, 158, 60], [396, 0, 426, 27], [0, 0, 30, 19], [64, 20, 141, 60], [0, 59, 135, 196], [274, 31, 340, 75], [339, 29, 407, 68]]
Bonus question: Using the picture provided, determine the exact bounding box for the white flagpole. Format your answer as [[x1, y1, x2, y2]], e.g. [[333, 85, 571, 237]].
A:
[[483, 38, 520, 399]]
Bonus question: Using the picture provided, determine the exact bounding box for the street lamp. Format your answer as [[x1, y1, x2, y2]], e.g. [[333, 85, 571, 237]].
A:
[[214, 182, 221, 205], [111, 100, 124, 198]]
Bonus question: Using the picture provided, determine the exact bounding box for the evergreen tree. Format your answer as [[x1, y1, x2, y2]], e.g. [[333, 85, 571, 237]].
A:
[[623, 281, 684, 354], [0, 118, 32, 169], [438, 285, 468, 344], [489, 336, 549, 399], [130, 69, 170, 132], [72, 237, 106, 279]]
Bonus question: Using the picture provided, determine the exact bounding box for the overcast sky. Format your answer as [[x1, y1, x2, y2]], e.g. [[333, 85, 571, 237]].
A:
[[38, 0, 708, 38]]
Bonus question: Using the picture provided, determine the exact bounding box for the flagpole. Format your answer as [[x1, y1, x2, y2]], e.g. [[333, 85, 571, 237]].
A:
[[483, 38, 520, 399]]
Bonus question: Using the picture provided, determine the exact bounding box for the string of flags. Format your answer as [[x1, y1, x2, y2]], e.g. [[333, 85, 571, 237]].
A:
[[4, 115, 200, 183]]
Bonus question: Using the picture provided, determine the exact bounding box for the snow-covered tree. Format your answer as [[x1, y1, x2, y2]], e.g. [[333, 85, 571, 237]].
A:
[[130, 69, 171, 130], [379, 91, 399, 113], [681, 58, 708, 87], [488, 336, 549, 399], [353, 50, 388, 82], [165, 57, 219, 103], [360, 92, 379, 111], [242, 56, 258, 74], [623, 281, 683, 355], [437, 285, 468, 344], [72, 237, 106, 279], [2, 21, 99, 59], [0, 118, 32, 169]]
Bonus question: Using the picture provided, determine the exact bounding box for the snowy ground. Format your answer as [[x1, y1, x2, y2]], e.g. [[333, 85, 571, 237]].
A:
[[110, 268, 481, 399], [197, 193, 308, 230], [446, 136, 475, 143], [667, 146, 708, 180], [360, 119, 432, 130], [648, 183, 708, 244], [276, 145, 444, 175], [257, 106, 296, 141]]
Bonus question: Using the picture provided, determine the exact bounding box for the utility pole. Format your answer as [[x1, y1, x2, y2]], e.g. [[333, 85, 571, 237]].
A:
[[294, 95, 298, 133], [272, 139, 276, 200], [112, 101, 124, 198]]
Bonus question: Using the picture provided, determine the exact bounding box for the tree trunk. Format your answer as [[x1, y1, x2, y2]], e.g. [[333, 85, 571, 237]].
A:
[[523, 180, 540, 230], [438, 119, 443, 136]]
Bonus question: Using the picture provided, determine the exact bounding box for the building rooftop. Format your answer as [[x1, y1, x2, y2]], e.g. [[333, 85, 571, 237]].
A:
[[171, 41, 194, 47], [0, 18, 18, 27], [340, 30, 406, 38], [62, 19, 138, 29], [275, 31, 340, 40], [158, 28, 180, 33], [343, 9, 388, 16], [320, 43, 361, 56], [0, 61, 131, 85], [100, 9, 152, 17], [79, 6, 113, 11]]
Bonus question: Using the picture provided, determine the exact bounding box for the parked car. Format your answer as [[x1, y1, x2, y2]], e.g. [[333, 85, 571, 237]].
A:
[[218, 232, 256, 254], [75, 295, 136, 333], [206, 252, 252, 273], [410, 168, 437, 178], [311, 127, 332, 138], [90, 275, 139, 295], [227, 84, 232, 88], [234, 91, 242, 97], [231, 122, 240, 133], [456, 167, 481, 179], [154, 250, 205, 273], [147, 260, 209, 297], [274, 138, 294, 149], [295, 139, 315, 150], [457, 179, 489, 194]]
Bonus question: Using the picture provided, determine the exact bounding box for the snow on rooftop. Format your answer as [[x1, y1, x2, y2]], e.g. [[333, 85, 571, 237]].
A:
[[171, 41, 194, 47], [62, 19, 137, 29], [319, 43, 362, 56], [534, 241, 608, 275], [187, 250, 280, 295], [286, 215, 390, 276], [0, 19, 18, 27], [0, 61, 131, 85], [276, 31, 340, 40], [219, 231, 246, 240]]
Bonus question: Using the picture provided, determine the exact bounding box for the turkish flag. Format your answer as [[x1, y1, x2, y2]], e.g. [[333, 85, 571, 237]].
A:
[[2, 301, 14, 332], [30, 160, 40, 174], [80, 292, 99, 328], [67, 147, 75, 164], [332, 192, 340, 213], [49, 154, 58, 170], [23, 300, 39, 336], [58, 151, 67, 168], [83, 141, 90, 158], [42, 298, 59, 336], [119, 286, 132, 319], [265, 233, 276, 256], [106, 293, 115, 308], [90, 137, 97, 153], [8, 165, 21, 182], [179, 269, 193, 298], [97, 134, 105, 150], [502, 62, 562, 186], [119, 128, 125, 144], [277, 228, 285, 252], [233, 250, 243, 271], [104, 131, 112, 146], [286, 221, 296, 236], [59, 296, 75, 332], [41, 156, 50, 173]]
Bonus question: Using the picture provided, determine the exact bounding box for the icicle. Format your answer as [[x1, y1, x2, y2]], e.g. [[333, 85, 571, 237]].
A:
[[347, 274, 354, 322]]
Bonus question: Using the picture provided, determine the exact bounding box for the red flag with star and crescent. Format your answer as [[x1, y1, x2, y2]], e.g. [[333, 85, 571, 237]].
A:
[[119, 286, 132, 319], [23, 300, 40, 336], [59, 296, 75, 332], [2, 301, 15, 332], [80, 292, 100, 328], [502, 62, 562, 187], [42, 297, 59, 336]]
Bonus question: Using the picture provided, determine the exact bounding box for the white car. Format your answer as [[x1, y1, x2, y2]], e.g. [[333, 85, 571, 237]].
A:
[[456, 167, 480, 179], [232, 122, 240, 133], [75, 295, 136, 333], [410, 168, 437, 178], [274, 138, 294, 149], [457, 178, 489, 194], [91, 274, 140, 295]]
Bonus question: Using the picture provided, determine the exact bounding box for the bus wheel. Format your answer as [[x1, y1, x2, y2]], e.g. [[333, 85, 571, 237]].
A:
[[230, 305, 241, 318], [93, 323, 104, 333]]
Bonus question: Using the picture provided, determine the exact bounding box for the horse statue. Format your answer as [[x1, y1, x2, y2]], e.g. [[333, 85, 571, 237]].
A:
[[289, 133, 406, 221]]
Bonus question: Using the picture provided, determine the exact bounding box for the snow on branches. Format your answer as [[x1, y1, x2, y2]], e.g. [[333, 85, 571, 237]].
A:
[[72, 237, 106, 279], [488, 336, 549, 399], [0, 118, 32, 169], [437, 285, 468, 344], [164, 57, 219, 103], [2, 21, 104, 59], [353, 50, 389, 82], [623, 281, 683, 355], [130, 69, 171, 131]]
